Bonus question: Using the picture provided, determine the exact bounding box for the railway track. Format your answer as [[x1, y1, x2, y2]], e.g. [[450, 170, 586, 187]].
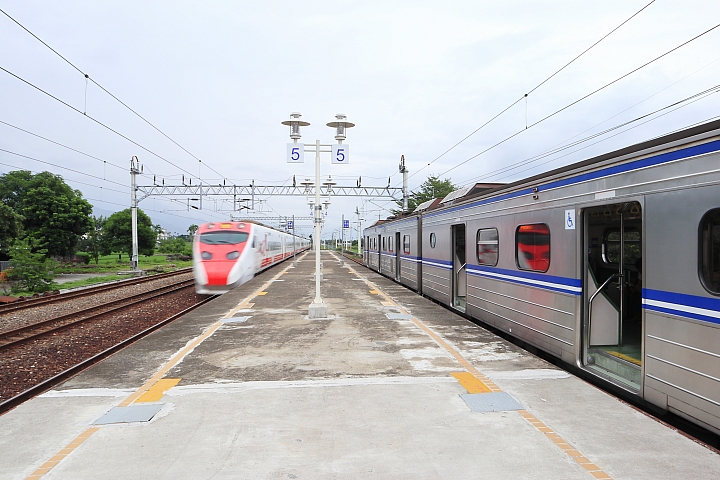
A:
[[0, 279, 195, 350], [0, 267, 192, 314], [0, 273, 211, 414]]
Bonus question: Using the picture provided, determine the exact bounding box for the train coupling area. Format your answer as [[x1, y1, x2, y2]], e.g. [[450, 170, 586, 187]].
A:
[[1, 251, 719, 479]]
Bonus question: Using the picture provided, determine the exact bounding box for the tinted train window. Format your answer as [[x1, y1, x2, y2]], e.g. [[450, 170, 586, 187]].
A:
[[700, 209, 720, 294], [430, 233, 436, 248], [604, 230, 641, 266], [382, 237, 386, 251], [200, 232, 249, 245], [477, 228, 499, 266], [403, 235, 410, 254], [516, 224, 550, 272], [388, 237, 393, 253]]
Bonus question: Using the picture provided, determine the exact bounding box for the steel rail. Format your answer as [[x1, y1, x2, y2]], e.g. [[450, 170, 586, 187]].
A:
[[0, 294, 217, 416], [0, 280, 195, 349], [0, 268, 192, 314]]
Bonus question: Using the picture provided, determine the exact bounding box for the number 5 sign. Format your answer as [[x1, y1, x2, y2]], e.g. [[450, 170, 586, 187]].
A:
[[331, 144, 350, 164], [287, 143, 304, 163]]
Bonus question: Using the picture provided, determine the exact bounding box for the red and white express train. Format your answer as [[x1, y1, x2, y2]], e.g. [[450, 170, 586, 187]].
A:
[[193, 221, 310, 294]]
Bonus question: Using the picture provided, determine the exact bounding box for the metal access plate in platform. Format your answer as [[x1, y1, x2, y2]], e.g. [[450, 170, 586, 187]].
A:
[[222, 316, 250, 323], [460, 392, 523, 413], [386, 313, 414, 320], [94, 404, 163, 425]]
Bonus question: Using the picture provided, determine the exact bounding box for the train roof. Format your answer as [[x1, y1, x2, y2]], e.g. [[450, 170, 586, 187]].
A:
[[367, 119, 720, 228], [199, 220, 308, 238]]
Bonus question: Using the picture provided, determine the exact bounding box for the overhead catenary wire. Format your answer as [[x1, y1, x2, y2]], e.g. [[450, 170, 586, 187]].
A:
[[0, 147, 127, 188], [0, 7, 229, 182], [435, 21, 720, 180], [399, 0, 658, 186], [464, 85, 720, 185], [0, 119, 126, 173], [456, 84, 720, 186], [0, 64, 204, 181]]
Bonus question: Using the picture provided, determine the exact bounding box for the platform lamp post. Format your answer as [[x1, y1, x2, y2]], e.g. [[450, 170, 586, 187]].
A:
[[282, 112, 354, 319]]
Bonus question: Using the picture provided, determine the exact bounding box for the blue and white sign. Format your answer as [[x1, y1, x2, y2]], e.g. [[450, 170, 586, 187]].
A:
[[565, 209, 576, 230], [331, 144, 349, 164], [287, 143, 304, 163], [287, 221, 294, 229], [343, 220, 349, 229]]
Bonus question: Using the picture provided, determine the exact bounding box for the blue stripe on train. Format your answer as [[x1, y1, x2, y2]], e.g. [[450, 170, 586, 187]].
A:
[[643, 288, 720, 326], [467, 265, 581, 295], [425, 140, 720, 219]]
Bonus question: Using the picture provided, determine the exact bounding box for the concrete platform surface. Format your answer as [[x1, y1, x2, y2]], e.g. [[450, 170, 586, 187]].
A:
[[1, 251, 718, 479]]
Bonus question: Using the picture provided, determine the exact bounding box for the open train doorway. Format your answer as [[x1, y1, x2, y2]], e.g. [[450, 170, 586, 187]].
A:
[[395, 232, 401, 281], [452, 224, 467, 312], [582, 202, 643, 391]]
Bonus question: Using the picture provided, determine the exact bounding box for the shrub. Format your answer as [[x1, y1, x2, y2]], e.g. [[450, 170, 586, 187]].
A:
[[6, 238, 58, 293]]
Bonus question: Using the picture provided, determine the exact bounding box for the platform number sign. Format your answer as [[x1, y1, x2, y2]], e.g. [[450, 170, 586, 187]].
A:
[[331, 144, 350, 164], [287, 221, 293, 229], [343, 220, 349, 229], [287, 143, 304, 163]]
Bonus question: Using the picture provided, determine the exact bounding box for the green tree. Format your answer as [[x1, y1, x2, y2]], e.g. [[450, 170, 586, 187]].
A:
[[6, 238, 58, 293], [158, 237, 188, 254], [77, 216, 106, 264], [392, 175, 457, 215], [188, 224, 199, 236], [0, 200, 23, 256], [0, 171, 93, 257], [104, 208, 157, 257]]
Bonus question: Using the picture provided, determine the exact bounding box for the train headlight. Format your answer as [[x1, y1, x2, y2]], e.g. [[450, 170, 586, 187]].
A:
[[201, 251, 213, 260], [226, 251, 240, 260]]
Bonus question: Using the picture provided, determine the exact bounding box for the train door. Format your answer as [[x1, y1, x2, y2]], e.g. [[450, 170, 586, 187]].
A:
[[377, 235, 382, 273], [582, 202, 643, 391], [452, 225, 467, 312], [395, 232, 401, 281]]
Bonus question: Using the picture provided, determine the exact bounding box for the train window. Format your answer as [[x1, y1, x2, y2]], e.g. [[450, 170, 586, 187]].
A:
[[388, 237, 393, 252], [700, 209, 720, 294], [516, 224, 550, 272], [382, 237, 386, 251], [603, 230, 641, 266], [430, 233, 436, 248], [200, 232, 249, 245], [403, 235, 410, 254], [477, 228, 499, 266]]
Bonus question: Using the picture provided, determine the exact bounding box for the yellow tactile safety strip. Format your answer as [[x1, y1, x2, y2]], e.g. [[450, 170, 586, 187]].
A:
[[332, 252, 613, 480], [135, 378, 181, 403], [25, 254, 307, 480], [518, 411, 613, 479], [25, 428, 99, 479], [450, 372, 492, 394]]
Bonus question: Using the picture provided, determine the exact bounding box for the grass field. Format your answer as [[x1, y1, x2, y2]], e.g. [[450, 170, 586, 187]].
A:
[[1, 253, 193, 297]]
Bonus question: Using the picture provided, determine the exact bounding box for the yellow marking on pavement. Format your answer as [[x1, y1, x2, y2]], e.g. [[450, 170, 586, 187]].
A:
[[408, 316, 503, 392], [381, 301, 396, 307], [135, 378, 181, 402], [337, 251, 610, 479], [27, 257, 304, 478], [518, 410, 613, 479], [119, 321, 224, 406], [450, 371, 492, 393], [25, 428, 99, 479]]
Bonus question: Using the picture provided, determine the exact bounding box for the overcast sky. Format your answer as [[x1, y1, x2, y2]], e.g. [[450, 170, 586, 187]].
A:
[[1, 1, 719, 239]]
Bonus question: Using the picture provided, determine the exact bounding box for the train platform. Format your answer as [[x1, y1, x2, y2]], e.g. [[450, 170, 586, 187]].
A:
[[1, 251, 719, 479]]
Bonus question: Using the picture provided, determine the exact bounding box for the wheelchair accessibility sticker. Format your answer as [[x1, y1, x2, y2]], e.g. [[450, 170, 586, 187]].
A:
[[565, 209, 576, 230]]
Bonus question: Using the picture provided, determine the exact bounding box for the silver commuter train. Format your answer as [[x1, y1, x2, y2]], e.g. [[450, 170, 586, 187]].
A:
[[364, 120, 720, 435]]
